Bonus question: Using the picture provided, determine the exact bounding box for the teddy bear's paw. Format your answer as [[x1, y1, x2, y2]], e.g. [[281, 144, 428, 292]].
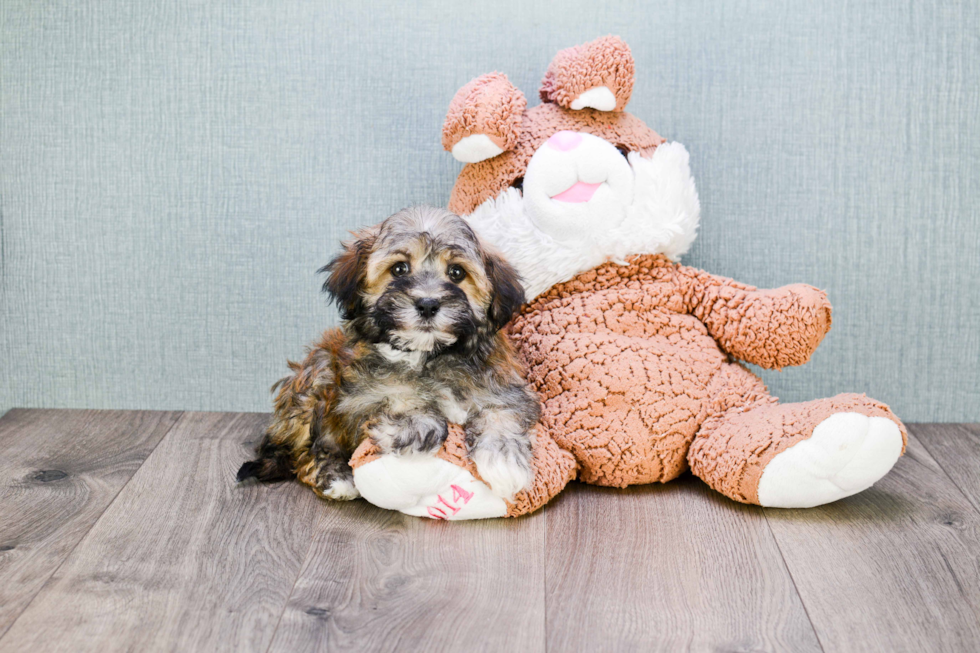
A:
[[471, 445, 535, 502], [757, 412, 904, 508], [353, 454, 509, 520]]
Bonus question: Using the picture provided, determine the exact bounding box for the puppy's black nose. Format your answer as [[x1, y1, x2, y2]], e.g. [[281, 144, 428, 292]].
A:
[[415, 298, 441, 319]]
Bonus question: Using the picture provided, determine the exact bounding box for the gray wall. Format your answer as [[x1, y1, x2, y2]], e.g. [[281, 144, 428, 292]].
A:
[[2, 0, 978, 421]]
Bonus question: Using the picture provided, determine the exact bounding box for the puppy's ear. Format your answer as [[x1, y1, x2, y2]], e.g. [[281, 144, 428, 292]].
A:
[[319, 227, 376, 319], [483, 250, 525, 331]]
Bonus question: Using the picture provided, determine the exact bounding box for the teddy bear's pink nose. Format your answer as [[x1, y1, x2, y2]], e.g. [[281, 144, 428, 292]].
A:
[[546, 131, 583, 151]]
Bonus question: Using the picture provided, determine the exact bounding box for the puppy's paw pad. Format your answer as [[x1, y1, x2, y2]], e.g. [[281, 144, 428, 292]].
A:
[[322, 478, 360, 501], [471, 449, 534, 502]]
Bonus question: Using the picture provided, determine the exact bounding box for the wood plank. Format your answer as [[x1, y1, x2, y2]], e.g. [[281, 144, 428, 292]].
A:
[[0, 412, 322, 653], [0, 409, 181, 638], [765, 432, 980, 652], [545, 478, 821, 653], [913, 423, 980, 514], [267, 500, 546, 653]]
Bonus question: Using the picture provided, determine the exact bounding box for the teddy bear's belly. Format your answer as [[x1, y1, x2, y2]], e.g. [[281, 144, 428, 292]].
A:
[[512, 306, 730, 487]]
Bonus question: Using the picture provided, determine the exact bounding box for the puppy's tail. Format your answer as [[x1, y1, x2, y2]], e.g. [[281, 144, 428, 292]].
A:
[[237, 437, 295, 484], [241, 366, 330, 485]]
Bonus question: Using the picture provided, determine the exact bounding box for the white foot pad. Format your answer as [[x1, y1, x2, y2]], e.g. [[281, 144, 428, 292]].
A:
[[757, 412, 903, 508], [353, 454, 507, 520]]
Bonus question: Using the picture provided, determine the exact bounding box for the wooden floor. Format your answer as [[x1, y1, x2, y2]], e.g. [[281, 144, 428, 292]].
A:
[[0, 410, 978, 652]]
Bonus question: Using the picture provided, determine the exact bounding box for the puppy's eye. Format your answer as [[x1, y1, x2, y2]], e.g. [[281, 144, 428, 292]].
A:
[[390, 261, 410, 277], [615, 145, 630, 159], [447, 264, 467, 283], [510, 176, 524, 192]]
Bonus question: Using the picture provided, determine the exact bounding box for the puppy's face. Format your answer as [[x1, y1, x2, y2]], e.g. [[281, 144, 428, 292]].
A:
[[322, 206, 524, 354]]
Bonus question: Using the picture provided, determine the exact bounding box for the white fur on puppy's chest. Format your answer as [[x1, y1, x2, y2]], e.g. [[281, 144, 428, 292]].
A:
[[436, 387, 470, 424]]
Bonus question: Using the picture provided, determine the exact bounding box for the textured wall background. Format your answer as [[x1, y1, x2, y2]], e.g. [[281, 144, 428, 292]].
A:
[[2, 0, 978, 420]]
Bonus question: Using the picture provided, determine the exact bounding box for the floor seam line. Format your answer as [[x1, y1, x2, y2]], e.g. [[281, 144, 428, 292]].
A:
[[263, 507, 326, 653], [762, 508, 828, 653], [912, 426, 980, 518], [542, 502, 549, 653], [0, 410, 185, 644]]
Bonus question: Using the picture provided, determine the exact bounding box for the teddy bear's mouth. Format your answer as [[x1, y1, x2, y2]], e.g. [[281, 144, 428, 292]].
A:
[[550, 180, 603, 203]]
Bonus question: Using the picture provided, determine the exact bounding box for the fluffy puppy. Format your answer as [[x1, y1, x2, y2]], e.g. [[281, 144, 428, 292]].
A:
[[237, 206, 539, 501]]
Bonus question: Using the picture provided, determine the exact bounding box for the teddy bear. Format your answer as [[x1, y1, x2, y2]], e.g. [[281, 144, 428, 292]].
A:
[[350, 423, 577, 519], [349, 36, 907, 519]]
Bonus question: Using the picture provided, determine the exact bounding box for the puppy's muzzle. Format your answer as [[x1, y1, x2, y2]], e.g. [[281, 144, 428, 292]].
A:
[[415, 297, 441, 319]]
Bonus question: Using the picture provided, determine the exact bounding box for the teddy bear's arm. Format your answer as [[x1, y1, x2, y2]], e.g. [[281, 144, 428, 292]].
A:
[[674, 265, 833, 369]]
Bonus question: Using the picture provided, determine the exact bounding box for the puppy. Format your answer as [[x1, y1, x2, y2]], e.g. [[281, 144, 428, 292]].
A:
[[237, 206, 540, 501]]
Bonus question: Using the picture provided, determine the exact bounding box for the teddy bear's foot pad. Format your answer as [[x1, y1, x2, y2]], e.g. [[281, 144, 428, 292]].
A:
[[353, 454, 508, 520], [757, 412, 903, 508]]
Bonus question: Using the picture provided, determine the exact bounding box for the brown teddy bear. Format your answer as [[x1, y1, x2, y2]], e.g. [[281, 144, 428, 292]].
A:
[[350, 36, 906, 519]]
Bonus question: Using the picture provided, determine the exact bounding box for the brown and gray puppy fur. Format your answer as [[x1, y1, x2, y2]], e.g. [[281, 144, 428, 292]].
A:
[[237, 206, 539, 501]]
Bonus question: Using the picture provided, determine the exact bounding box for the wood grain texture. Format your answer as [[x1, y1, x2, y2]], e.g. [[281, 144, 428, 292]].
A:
[[0, 412, 322, 653], [545, 478, 821, 653], [3, 411, 980, 652], [0, 409, 180, 638], [765, 432, 980, 652], [913, 423, 980, 514], [267, 500, 546, 653]]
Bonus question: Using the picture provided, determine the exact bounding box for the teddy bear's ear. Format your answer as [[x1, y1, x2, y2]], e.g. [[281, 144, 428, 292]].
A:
[[539, 35, 635, 112], [442, 72, 527, 164]]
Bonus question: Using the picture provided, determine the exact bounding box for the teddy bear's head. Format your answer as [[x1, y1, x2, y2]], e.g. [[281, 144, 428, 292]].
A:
[[442, 36, 702, 299]]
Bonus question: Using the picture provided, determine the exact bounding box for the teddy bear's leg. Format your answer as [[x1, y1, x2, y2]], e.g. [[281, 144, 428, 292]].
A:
[[689, 376, 907, 507]]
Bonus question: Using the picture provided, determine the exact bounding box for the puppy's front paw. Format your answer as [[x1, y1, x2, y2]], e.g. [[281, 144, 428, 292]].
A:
[[321, 477, 360, 501], [369, 414, 449, 455], [298, 456, 360, 501], [470, 444, 534, 502], [399, 414, 449, 455]]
